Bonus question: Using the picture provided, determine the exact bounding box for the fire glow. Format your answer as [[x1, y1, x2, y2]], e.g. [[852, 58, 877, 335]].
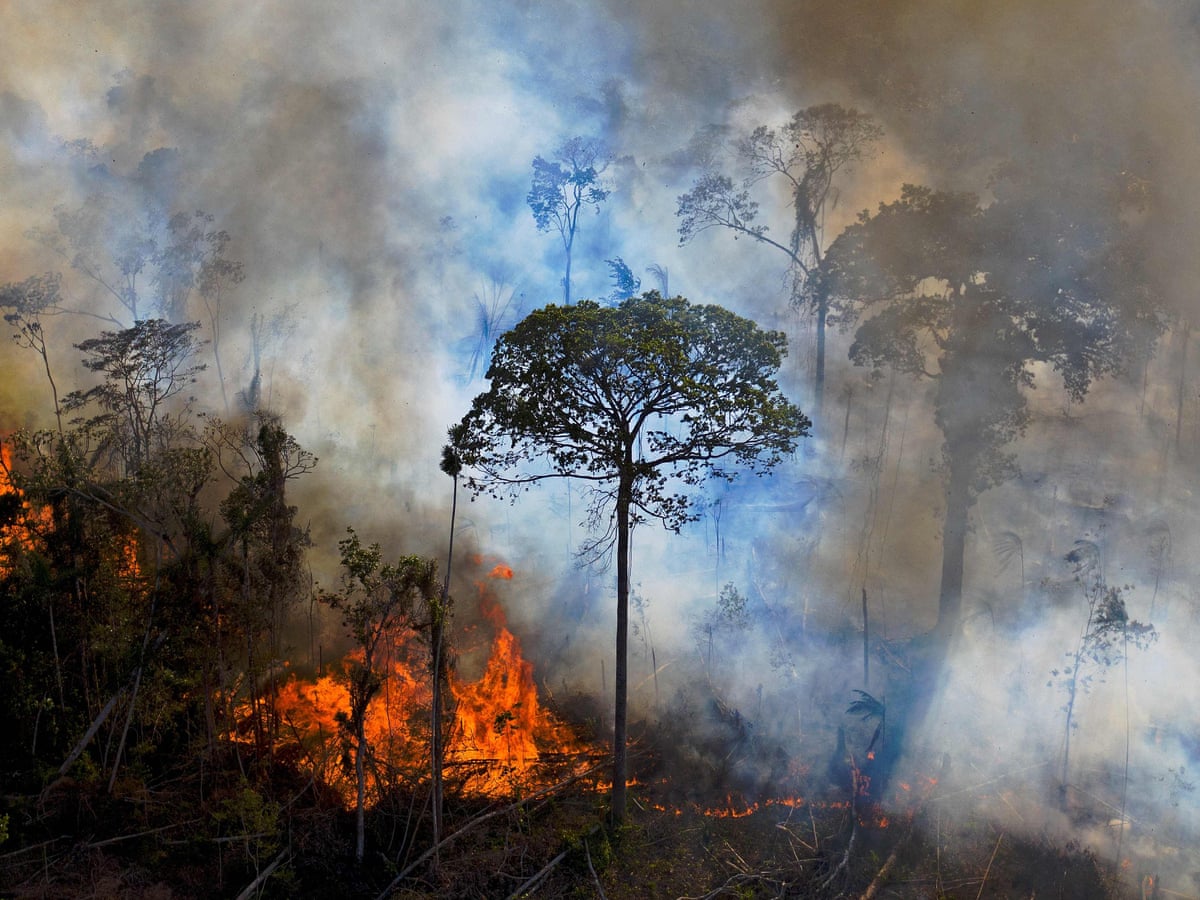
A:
[[0, 442, 51, 573], [265, 562, 586, 805]]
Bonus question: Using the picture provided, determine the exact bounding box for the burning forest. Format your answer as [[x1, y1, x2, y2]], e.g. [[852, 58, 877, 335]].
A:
[[2, 1, 1200, 897]]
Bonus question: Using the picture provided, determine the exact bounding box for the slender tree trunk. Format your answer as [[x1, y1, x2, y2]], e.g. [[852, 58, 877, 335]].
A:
[[355, 718, 367, 863], [611, 469, 633, 825], [814, 293, 827, 415], [935, 463, 972, 646], [562, 214, 576, 307], [564, 243, 573, 306], [33, 336, 64, 436], [429, 613, 445, 857], [431, 473, 458, 859]]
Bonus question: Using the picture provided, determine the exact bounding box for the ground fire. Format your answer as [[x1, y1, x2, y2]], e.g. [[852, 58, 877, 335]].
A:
[[261, 561, 588, 805]]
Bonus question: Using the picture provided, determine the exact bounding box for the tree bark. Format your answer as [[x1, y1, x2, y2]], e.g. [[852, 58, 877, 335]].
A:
[[611, 468, 632, 825], [355, 718, 367, 863], [814, 293, 827, 415], [431, 472, 456, 860], [935, 463, 971, 646]]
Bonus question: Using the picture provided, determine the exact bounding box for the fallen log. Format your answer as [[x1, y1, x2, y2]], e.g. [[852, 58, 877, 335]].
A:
[[234, 847, 289, 900]]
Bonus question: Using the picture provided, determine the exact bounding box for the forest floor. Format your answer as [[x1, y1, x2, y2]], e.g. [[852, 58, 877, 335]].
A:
[[0, 739, 1171, 900]]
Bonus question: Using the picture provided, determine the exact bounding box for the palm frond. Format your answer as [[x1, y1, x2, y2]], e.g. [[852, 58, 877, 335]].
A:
[[846, 689, 885, 722], [993, 530, 1023, 571]]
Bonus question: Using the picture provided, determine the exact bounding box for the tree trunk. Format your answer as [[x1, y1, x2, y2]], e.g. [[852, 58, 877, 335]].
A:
[[431, 473, 457, 860], [935, 463, 971, 646], [611, 469, 633, 825], [355, 719, 367, 864], [814, 293, 827, 415], [563, 225, 574, 306], [430, 613, 445, 850]]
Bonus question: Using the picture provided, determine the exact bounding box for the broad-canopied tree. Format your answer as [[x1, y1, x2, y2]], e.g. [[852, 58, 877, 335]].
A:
[[451, 292, 809, 823], [824, 172, 1161, 646]]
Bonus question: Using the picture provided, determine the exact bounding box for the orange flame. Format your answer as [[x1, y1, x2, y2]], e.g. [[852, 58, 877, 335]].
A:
[[260, 562, 585, 805], [0, 442, 52, 574], [0, 441, 144, 587]]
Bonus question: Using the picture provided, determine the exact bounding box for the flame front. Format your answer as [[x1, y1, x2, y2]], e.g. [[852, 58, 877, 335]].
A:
[[264, 562, 585, 806], [0, 442, 52, 574]]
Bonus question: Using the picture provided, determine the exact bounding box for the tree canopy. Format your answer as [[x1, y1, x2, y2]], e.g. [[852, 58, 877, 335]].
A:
[[823, 175, 1162, 639], [454, 293, 808, 529]]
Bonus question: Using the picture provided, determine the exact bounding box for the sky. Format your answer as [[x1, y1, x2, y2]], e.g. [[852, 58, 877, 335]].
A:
[[3, 0, 1200, 880]]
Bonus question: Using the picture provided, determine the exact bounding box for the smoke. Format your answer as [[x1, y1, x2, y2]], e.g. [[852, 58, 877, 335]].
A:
[[3, 0, 1200, 886]]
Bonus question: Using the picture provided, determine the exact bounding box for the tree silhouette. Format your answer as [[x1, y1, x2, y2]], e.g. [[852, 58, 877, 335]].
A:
[[63, 319, 207, 476], [451, 292, 808, 823], [825, 172, 1161, 644], [677, 105, 881, 411], [527, 136, 611, 306]]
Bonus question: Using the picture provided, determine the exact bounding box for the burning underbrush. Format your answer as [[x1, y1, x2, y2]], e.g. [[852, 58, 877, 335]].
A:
[[0, 474, 1169, 900], [242, 562, 594, 808]]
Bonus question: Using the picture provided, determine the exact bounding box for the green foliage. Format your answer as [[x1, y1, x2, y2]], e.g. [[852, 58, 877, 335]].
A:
[[317, 527, 439, 860], [320, 529, 439, 651], [215, 779, 283, 879], [453, 292, 809, 534], [454, 291, 807, 825], [319, 529, 439, 743]]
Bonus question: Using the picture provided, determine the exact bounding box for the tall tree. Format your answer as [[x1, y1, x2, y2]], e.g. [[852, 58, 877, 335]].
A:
[[430, 441, 463, 861], [451, 292, 809, 823], [824, 175, 1160, 646], [527, 136, 612, 306], [213, 413, 316, 755], [677, 105, 882, 412]]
